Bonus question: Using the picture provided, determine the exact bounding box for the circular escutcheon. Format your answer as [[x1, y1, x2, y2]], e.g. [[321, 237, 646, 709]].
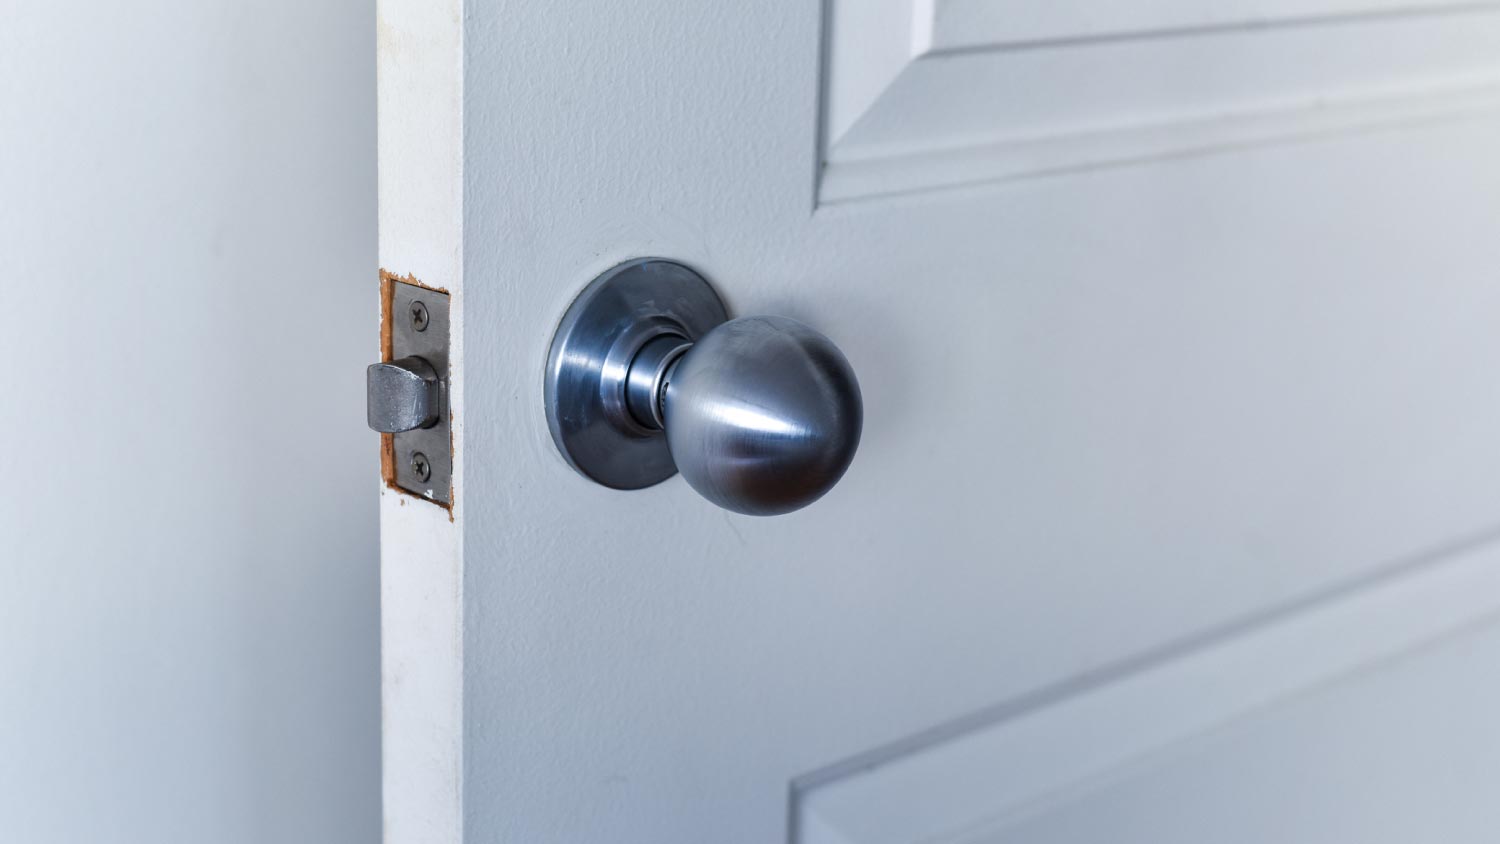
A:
[[544, 258, 728, 489]]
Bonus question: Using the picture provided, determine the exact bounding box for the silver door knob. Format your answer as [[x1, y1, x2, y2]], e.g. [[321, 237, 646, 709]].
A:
[[644, 316, 861, 515], [545, 259, 862, 516], [367, 356, 443, 433]]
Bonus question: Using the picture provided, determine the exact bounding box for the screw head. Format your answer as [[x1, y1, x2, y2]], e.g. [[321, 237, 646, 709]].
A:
[[410, 451, 432, 482], [409, 300, 430, 332]]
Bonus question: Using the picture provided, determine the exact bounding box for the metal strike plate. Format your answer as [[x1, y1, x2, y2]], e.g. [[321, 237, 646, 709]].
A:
[[387, 281, 451, 505]]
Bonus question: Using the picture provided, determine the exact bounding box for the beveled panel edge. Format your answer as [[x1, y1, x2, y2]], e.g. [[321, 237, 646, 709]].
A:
[[820, 79, 1500, 205], [791, 525, 1500, 843], [817, 0, 1500, 205]]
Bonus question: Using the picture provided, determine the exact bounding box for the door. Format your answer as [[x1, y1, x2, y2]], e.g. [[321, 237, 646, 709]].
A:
[[375, 1, 1500, 841]]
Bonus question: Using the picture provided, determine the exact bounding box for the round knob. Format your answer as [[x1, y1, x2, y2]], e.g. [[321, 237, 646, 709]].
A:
[[661, 317, 861, 516], [545, 258, 863, 516]]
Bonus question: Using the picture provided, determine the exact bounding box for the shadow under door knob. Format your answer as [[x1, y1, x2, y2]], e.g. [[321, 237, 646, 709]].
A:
[[545, 259, 862, 516]]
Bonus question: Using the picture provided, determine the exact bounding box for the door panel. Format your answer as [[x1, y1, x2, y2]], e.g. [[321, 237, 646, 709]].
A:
[[377, 1, 1500, 841], [825, 4, 1500, 202], [988, 617, 1500, 844], [802, 613, 1500, 844], [795, 535, 1500, 843]]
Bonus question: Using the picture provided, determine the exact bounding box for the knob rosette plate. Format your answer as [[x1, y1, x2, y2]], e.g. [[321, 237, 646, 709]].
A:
[[545, 258, 728, 490]]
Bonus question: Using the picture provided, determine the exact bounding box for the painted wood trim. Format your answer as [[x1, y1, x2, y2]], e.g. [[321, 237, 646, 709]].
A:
[[820, 81, 1500, 205], [820, 2, 1500, 204], [376, 0, 465, 841], [792, 528, 1500, 843], [924, 0, 1500, 52]]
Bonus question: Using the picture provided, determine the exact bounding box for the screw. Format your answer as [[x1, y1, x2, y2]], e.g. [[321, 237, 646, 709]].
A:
[[410, 452, 432, 482], [409, 300, 430, 332]]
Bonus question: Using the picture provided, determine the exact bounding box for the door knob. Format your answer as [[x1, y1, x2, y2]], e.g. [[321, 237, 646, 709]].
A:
[[545, 259, 862, 516]]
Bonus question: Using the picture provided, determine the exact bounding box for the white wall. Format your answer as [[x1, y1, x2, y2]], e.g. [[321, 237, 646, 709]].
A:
[[0, 2, 379, 841]]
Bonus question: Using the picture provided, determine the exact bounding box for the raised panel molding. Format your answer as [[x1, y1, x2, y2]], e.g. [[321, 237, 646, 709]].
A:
[[924, 0, 1490, 50], [792, 528, 1500, 843], [819, 1, 1500, 204]]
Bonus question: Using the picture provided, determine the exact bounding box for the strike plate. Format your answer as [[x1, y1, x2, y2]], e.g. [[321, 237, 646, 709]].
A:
[[388, 281, 451, 505]]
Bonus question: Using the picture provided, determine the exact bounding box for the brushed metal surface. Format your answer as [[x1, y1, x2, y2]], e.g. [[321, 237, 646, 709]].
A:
[[545, 259, 728, 490], [382, 281, 451, 505], [546, 259, 862, 515], [663, 317, 862, 516], [367, 356, 442, 433]]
